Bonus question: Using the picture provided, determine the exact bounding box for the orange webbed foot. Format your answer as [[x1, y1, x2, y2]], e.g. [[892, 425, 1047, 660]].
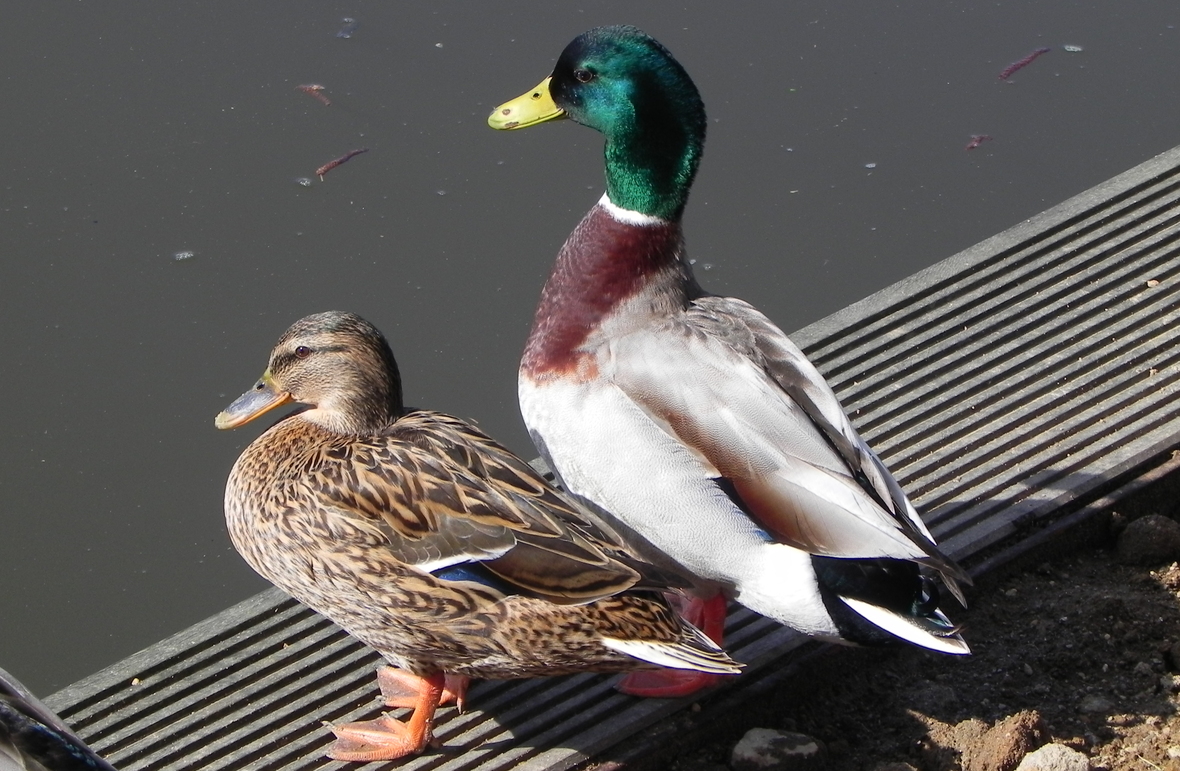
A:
[[376, 667, 470, 712], [615, 669, 727, 698], [328, 715, 426, 762], [617, 592, 730, 698], [327, 670, 446, 761]]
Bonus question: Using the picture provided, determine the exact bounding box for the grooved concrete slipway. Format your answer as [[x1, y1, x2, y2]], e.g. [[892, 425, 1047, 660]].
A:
[[43, 145, 1180, 771]]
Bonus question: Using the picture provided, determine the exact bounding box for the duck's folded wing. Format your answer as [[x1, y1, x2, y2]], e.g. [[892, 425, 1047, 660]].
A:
[[695, 297, 972, 598], [313, 415, 644, 603], [699, 298, 927, 532], [609, 300, 965, 583]]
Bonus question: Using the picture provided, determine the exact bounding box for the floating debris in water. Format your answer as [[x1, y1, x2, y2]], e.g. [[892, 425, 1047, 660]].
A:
[[1062, 44, 1083, 53], [864, 162, 877, 169], [435, 42, 444, 48], [173, 251, 194, 261], [701, 263, 714, 271], [965, 134, 993, 150], [296, 84, 330, 106], [315, 148, 369, 181], [436, 190, 447, 196], [336, 17, 358, 39], [294, 177, 314, 187], [999, 47, 1051, 80]]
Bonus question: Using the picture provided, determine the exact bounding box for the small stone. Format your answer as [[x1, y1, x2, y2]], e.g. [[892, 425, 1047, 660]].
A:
[[1160, 674, 1180, 693], [1116, 514, 1180, 565], [1077, 694, 1113, 713], [1014, 743, 1090, 771], [731, 728, 827, 771], [962, 711, 1043, 771]]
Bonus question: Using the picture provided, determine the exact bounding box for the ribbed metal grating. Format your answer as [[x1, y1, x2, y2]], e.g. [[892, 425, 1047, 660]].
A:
[[796, 144, 1180, 558], [44, 145, 1180, 770]]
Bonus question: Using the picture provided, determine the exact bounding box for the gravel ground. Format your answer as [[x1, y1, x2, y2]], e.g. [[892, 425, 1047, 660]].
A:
[[661, 513, 1180, 771]]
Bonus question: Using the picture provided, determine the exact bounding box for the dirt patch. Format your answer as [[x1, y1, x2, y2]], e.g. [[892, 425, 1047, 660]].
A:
[[666, 524, 1180, 771]]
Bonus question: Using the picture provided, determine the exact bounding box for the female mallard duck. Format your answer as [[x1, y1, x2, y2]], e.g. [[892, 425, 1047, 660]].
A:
[[488, 26, 971, 697], [215, 311, 739, 762], [1, 666, 118, 771]]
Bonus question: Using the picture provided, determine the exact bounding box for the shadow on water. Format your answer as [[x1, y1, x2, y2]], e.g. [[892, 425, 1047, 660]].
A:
[[1, 1, 1179, 695]]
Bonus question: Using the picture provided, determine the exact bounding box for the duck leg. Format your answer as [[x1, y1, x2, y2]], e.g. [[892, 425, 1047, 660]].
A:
[[616, 592, 730, 698], [376, 666, 470, 712], [328, 670, 445, 761]]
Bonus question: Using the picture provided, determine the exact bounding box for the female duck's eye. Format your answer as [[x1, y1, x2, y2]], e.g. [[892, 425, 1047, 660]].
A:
[[573, 68, 594, 83], [294, 345, 312, 358]]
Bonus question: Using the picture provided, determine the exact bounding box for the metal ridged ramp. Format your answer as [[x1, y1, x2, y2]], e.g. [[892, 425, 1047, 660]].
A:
[[795, 143, 1180, 559], [44, 144, 1180, 770]]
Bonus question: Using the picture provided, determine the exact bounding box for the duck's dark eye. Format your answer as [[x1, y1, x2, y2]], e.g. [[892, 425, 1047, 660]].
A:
[[294, 345, 312, 358], [573, 68, 594, 83]]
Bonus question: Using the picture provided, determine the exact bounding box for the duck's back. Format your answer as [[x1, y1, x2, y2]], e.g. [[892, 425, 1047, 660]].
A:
[[223, 410, 738, 678]]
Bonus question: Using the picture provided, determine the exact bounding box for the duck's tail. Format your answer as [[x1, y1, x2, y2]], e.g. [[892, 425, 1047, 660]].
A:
[[838, 595, 969, 654], [814, 556, 971, 655], [602, 623, 743, 675]]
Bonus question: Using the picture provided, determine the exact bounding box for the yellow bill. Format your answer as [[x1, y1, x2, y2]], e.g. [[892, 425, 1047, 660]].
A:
[[488, 77, 566, 130]]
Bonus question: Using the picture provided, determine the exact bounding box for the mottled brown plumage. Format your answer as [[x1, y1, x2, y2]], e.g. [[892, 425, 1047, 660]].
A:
[[216, 311, 739, 761]]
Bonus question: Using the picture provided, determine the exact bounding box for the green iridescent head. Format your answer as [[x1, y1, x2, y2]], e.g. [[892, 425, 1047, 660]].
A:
[[490, 26, 706, 221]]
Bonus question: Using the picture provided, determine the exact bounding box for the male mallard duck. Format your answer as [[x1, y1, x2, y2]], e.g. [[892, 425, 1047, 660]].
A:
[[1, 666, 118, 771], [489, 26, 970, 696], [215, 311, 739, 761]]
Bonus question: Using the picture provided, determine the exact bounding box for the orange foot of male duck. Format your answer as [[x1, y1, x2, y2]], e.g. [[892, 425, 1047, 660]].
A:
[[616, 592, 730, 698], [328, 670, 448, 761]]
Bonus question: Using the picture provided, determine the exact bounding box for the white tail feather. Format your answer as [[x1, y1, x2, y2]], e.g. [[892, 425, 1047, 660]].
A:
[[601, 633, 743, 674], [839, 596, 971, 655]]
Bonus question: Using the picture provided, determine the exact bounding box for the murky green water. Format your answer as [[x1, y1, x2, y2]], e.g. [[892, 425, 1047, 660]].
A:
[[1, 1, 1176, 693]]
